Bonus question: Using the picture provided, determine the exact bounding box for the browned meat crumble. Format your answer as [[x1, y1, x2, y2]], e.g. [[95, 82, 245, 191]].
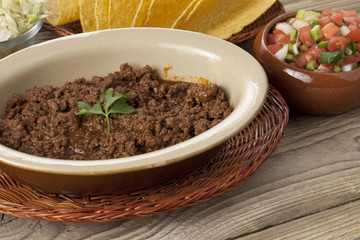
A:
[[0, 64, 232, 160]]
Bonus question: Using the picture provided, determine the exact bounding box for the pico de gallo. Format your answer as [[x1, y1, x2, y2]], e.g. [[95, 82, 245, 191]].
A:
[[267, 9, 360, 72]]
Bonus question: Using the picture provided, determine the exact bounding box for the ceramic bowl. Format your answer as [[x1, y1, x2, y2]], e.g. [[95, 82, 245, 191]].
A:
[[0, 19, 43, 59], [253, 11, 360, 115], [0, 28, 268, 194]]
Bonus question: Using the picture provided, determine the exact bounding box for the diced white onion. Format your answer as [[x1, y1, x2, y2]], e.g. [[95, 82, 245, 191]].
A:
[[292, 19, 309, 30], [293, 44, 299, 56], [275, 44, 289, 61], [304, 16, 319, 21], [295, 29, 300, 46], [275, 22, 295, 35], [346, 48, 353, 55], [340, 25, 351, 36], [317, 64, 329, 71], [341, 63, 358, 72]]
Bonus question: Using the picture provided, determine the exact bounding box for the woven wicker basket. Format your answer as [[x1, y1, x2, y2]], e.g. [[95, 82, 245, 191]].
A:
[[0, 2, 288, 222], [43, 0, 285, 45], [0, 86, 289, 223]]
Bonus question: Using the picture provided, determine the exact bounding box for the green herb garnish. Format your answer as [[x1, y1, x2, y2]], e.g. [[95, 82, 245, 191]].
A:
[[319, 50, 344, 64], [344, 46, 353, 55], [76, 88, 135, 138], [349, 40, 357, 52]]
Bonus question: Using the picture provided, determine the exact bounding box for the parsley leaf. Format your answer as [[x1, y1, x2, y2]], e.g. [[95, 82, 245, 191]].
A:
[[76, 102, 103, 115], [109, 93, 134, 114], [319, 50, 344, 64], [103, 88, 123, 113], [76, 88, 135, 138], [349, 40, 357, 52]]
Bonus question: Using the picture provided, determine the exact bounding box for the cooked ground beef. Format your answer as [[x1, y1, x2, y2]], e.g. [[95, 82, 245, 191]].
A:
[[0, 64, 233, 160]]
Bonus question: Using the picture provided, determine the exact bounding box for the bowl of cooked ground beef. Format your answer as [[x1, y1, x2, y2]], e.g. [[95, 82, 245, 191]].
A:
[[0, 28, 268, 194]]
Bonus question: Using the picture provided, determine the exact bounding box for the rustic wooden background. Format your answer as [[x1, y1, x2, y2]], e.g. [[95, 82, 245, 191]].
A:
[[1, 0, 360, 239]]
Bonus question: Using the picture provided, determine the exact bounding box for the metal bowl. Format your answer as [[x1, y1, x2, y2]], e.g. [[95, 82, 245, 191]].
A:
[[0, 19, 43, 59]]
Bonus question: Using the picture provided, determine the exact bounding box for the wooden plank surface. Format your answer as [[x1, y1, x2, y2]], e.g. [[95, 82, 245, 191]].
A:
[[1, 0, 360, 239], [283, 0, 360, 12], [241, 200, 360, 240]]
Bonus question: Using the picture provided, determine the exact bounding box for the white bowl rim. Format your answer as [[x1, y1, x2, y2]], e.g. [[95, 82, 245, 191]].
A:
[[0, 27, 268, 175]]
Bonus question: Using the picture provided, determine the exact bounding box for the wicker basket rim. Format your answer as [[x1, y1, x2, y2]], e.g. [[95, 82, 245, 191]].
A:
[[0, 1, 288, 222]]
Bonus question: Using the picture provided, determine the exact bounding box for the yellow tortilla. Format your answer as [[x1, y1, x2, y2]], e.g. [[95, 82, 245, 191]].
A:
[[109, 0, 142, 28], [95, 0, 110, 30], [45, 0, 80, 25], [144, 0, 196, 28], [177, 0, 277, 39], [132, 0, 152, 27], [171, 0, 200, 28], [79, 0, 97, 32]]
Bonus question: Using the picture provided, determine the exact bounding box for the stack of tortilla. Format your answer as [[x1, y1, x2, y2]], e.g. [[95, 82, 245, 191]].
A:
[[45, 0, 276, 39]]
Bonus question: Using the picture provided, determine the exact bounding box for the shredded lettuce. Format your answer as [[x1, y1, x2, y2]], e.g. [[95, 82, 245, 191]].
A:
[[0, 0, 46, 42]]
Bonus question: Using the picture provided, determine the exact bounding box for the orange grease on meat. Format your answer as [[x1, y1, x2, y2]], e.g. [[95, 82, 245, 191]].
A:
[[163, 65, 213, 84]]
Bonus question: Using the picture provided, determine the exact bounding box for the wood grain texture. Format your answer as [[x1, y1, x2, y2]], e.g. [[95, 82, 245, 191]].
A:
[[1, 0, 360, 239], [240, 200, 360, 240], [283, 0, 360, 12]]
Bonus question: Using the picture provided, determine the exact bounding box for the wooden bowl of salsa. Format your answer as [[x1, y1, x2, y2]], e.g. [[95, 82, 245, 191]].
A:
[[253, 9, 360, 115]]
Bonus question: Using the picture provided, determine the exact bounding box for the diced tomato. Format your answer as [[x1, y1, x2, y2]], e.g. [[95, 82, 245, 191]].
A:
[[273, 29, 286, 36], [321, 9, 338, 16], [299, 26, 314, 47], [307, 46, 324, 60], [322, 22, 340, 39], [319, 16, 331, 26], [320, 36, 328, 42], [276, 34, 291, 44], [344, 16, 360, 26], [267, 44, 283, 54], [294, 53, 308, 68], [266, 33, 277, 45], [340, 10, 357, 17], [272, 29, 290, 44], [327, 36, 349, 51], [304, 53, 314, 62], [338, 53, 360, 66], [330, 14, 343, 26], [347, 25, 360, 41]]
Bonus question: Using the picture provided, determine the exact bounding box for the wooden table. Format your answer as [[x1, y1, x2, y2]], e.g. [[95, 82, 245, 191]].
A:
[[1, 0, 360, 239]]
